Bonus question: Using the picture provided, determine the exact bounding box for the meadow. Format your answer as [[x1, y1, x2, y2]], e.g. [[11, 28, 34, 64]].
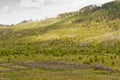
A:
[[0, 1, 120, 80]]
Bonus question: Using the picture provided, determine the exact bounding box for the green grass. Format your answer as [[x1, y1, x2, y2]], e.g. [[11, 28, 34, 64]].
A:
[[0, 1, 120, 79], [0, 68, 120, 80]]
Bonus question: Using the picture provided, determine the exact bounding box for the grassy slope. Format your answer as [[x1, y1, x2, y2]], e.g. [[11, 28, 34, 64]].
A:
[[0, 1, 120, 80], [0, 1, 119, 56]]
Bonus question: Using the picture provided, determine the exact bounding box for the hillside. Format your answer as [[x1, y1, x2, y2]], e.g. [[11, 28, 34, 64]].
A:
[[0, 1, 120, 80], [0, 1, 119, 56]]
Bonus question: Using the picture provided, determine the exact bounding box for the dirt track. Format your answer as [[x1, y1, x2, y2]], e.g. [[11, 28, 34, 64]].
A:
[[0, 61, 114, 73]]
